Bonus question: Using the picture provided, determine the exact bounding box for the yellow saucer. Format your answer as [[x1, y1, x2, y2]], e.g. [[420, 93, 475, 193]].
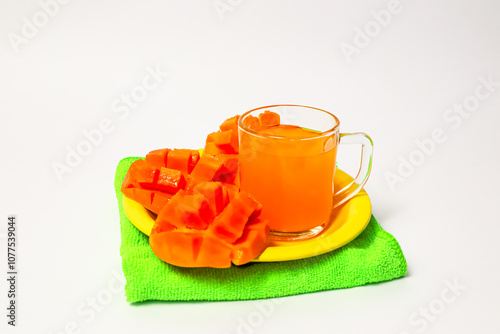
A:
[[122, 168, 372, 262]]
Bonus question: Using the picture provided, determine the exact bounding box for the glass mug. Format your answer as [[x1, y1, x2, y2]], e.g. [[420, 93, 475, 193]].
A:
[[238, 105, 373, 241]]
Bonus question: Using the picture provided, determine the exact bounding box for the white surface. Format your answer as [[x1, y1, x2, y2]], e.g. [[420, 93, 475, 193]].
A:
[[1, 1, 500, 333]]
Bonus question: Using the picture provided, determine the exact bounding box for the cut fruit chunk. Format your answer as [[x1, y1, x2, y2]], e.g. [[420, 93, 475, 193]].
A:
[[150, 231, 205, 268], [213, 154, 239, 184], [204, 142, 225, 156], [219, 115, 239, 132], [122, 187, 173, 214], [231, 219, 269, 265], [214, 154, 238, 174], [127, 159, 159, 189], [203, 115, 240, 154], [156, 190, 213, 230], [190, 155, 224, 185], [209, 192, 262, 243], [258, 110, 280, 127], [213, 172, 237, 184], [222, 184, 239, 203], [121, 171, 135, 189], [136, 163, 157, 188], [192, 182, 226, 215], [167, 149, 200, 174], [145, 148, 170, 169], [206, 132, 218, 143], [122, 187, 154, 210], [213, 130, 236, 153], [151, 191, 173, 214], [149, 230, 233, 268], [242, 115, 261, 130], [177, 193, 213, 230], [155, 190, 187, 228], [195, 234, 233, 268], [157, 167, 186, 193]]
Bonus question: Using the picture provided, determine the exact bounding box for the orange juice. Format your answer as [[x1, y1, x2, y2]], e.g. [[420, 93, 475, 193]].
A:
[[239, 124, 338, 233]]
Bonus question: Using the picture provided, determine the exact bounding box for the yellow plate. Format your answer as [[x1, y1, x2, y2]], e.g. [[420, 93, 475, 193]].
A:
[[122, 168, 372, 262]]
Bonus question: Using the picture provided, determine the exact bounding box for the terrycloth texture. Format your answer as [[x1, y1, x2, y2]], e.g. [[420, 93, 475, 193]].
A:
[[114, 157, 407, 302]]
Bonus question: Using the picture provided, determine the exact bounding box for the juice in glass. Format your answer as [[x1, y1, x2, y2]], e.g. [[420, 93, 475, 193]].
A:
[[238, 105, 373, 240], [239, 117, 338, 235]]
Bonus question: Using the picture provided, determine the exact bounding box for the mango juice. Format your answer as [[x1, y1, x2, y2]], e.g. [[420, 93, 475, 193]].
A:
[[239, 124, 337, 233]]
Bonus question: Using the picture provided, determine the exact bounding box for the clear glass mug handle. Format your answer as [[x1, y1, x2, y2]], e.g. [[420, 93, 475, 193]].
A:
[[333, 132, 374, 208]]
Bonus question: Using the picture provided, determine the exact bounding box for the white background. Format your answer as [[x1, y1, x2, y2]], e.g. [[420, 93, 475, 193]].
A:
[[1, 1, 500, 333]]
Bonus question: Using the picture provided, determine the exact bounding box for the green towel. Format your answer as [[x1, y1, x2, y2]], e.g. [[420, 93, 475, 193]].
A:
[[114, 157, 407, 302]]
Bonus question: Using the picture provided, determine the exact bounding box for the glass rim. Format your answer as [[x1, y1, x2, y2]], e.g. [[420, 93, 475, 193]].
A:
[[238, 104, 340, 141]]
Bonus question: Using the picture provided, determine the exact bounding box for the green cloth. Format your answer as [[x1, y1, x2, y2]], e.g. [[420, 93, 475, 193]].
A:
[[114, 157, 407, 302]]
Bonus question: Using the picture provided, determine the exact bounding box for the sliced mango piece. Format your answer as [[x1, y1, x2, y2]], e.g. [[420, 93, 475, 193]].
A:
[[231, 219, 270, 265], [190, 154, 224, 185], [195, 234, 232, 268], [219, 115, 239, 132], [150, 231, 205, 268], [209, 192, 261, 243], [258, 110, 280, 127], [204, 142, 225, 156], [242, 115, 261, 130], [150, 191, 172, 214], [145, 148, 170, 169], [127, 159, 158, 189], [192, 182, 226, 215], [157, 167, 186, 193], [167, 149, 200, 174]]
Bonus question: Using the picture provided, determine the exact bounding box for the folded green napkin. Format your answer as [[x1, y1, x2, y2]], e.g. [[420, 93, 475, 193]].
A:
[[114, 157, 407, 302]]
